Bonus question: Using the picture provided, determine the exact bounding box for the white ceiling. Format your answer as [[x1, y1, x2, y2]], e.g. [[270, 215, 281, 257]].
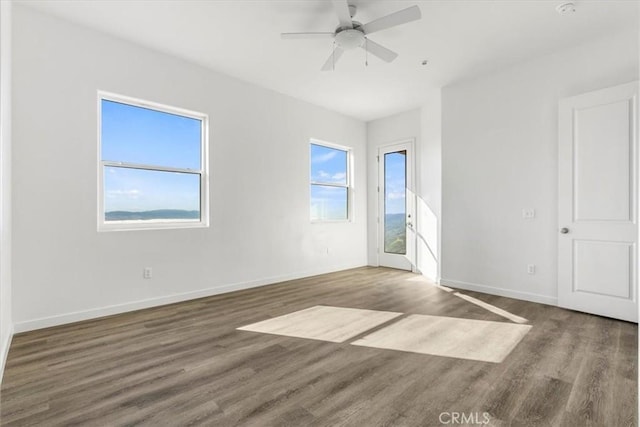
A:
[[17, 0, 639, 121]]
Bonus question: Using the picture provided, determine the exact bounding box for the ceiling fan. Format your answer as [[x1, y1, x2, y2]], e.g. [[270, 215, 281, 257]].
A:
[[281, 0, 422, 71]]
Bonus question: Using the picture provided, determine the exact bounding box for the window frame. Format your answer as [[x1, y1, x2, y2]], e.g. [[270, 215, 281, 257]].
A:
[[309, 139, 353, 223], [97, 91, 209, 232]]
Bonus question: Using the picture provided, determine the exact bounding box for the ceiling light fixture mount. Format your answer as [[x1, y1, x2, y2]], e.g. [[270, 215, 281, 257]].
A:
[[556, 2, 576, 15]]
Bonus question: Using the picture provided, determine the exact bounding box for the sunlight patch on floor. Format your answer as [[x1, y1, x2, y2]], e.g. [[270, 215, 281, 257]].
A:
[[237, 305, 402, 343], [238, 305, 532, 363], [351, 314, 532, 363], [453, 292, 529, 324]]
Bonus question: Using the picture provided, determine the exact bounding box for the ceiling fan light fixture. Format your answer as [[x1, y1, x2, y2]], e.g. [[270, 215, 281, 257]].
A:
[[335, 29, 365, 50]]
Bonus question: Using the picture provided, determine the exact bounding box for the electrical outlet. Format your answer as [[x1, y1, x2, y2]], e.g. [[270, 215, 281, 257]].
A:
[[522, 208, 535, 219], [527, 264, 536, 275], [143, 267, 153, 279]]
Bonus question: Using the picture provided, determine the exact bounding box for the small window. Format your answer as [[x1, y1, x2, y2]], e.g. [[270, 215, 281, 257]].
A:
[[98, 92, 208, 231], [310, 141, 351, 221]]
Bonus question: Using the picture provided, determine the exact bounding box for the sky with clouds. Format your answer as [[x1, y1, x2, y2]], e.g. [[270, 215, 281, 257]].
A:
[[384, 152, 406, 215], [310, 144, 349, 220]]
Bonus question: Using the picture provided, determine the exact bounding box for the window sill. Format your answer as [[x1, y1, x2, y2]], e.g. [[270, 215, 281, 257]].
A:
[[98, 219, 209, 232], [310, 219, 352, 224]]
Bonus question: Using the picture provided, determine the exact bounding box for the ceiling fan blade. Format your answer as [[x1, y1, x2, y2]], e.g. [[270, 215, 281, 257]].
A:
[[361, 39, 398, 63], [361, 5, 421, 35], [321, 46, 345, 71], [281, 32, 335, 39], [332, 0, 353, 28]]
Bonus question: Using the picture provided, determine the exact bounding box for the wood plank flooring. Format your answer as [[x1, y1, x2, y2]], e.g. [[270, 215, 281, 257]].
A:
[[0, 267, 636, 426]]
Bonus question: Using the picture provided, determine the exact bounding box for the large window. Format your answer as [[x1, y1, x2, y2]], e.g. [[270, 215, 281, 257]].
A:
[[98, 92, 208, 231], [310, 141, 351, 221]]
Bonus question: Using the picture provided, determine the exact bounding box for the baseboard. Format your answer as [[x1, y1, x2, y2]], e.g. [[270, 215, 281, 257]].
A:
[[439, 278, 557, 306], [13, 262, 366, 333], [0, 324, 13, 386]]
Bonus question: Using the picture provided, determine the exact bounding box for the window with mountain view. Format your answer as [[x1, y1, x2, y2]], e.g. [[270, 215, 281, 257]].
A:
[[310, 142, 351, 221], [99, 93, 208, 231]]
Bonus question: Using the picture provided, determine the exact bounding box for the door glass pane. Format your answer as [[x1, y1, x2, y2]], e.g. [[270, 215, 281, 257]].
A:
[[384, 151, 406, 254]]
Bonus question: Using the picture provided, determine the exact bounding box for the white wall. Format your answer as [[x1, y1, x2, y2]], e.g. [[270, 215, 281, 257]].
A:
[[441, 30, 639, 304], [11, 6, 367, 331], [0, 0, 13, 381], [418, 91, 441, 280], [366, 96, 441, 280]]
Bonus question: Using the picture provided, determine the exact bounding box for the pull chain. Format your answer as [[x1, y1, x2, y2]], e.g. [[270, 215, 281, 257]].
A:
[[332, 40, 336, 71], [365, 38, 368, 67]]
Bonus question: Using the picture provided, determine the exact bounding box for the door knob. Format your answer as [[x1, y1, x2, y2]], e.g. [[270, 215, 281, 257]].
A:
[[560, 227, 569, 234], [407, 221, 413, 228]]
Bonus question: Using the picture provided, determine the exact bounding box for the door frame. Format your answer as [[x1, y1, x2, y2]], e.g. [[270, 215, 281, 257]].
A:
[[377, 139, 416, 272]]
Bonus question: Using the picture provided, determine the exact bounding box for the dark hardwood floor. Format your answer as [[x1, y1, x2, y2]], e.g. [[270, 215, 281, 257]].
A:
[[0, 267, 636, 426]]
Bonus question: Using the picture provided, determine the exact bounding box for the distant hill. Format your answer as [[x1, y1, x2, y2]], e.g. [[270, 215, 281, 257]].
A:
[[385, 213, 406, 254], [106, 209, 200, 221]]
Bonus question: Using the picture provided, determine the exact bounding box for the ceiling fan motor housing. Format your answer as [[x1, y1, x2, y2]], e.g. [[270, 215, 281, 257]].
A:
[[335, 23, 365, 50]]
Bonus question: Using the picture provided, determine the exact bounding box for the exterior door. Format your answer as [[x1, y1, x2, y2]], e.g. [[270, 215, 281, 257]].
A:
[[558, 81, 638, 322], [378, 141, 415, 271]]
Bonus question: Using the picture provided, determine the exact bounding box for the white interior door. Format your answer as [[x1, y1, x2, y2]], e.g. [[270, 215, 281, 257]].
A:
[[558, 81, 638, 322], [378, 141, 415, 271]]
